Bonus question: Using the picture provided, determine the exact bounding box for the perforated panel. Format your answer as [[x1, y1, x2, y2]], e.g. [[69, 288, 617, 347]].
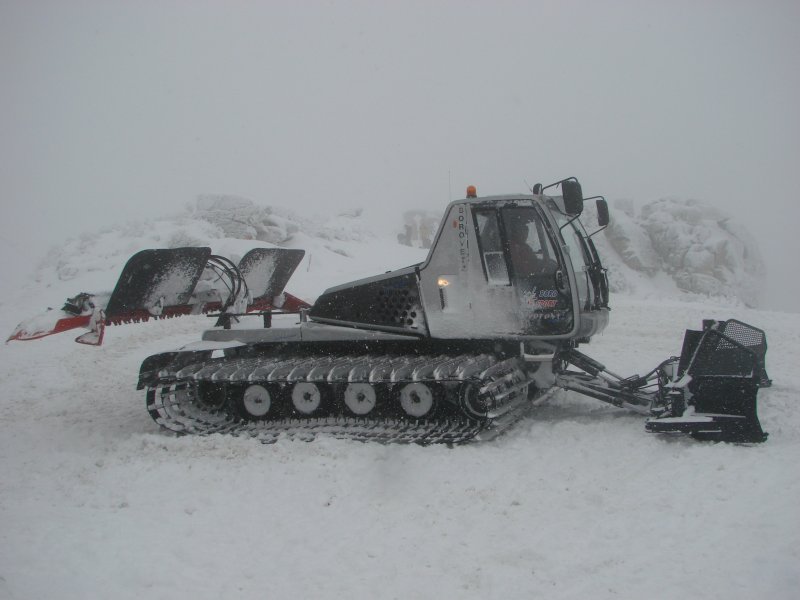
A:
[[688, 319, 767, 378], [310, 271, 428, 334], [376, 287, 421, 328], [719, 319, 766, 352]]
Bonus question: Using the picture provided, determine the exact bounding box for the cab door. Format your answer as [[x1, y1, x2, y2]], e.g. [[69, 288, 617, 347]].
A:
[[473, 205, 574, 335]]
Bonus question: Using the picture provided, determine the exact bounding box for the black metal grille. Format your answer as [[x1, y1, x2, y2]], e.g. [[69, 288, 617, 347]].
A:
[[688, 320, 766, 379], [719, 319, 767, 353], [376, 287, 421, 328]]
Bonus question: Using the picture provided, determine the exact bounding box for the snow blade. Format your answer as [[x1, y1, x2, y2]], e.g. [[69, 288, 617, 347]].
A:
[[237, 248, 306, 308], [105, 247, 212, 320], [646, 319, 768, 443], [7, 246, 310, 344]]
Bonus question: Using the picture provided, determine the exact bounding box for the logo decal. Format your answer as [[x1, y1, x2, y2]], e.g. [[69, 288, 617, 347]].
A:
[[521, 287, 560, 310], [457, 206, 469, 271]]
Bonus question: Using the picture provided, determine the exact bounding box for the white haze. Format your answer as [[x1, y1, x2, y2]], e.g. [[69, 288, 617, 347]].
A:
[[1, 1, 799, 309]]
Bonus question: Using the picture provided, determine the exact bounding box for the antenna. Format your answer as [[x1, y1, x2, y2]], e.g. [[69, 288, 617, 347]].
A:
[[448, 170, 452, 201]]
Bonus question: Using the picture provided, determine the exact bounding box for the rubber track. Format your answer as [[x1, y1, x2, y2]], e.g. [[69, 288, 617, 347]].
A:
[[145, 353, 538, 444]]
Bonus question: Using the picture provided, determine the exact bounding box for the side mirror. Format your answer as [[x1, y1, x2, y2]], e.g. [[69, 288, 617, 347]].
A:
[[596, 198, 609, 227], [561, 178, 584, 216], [583, 196, 609, 238]]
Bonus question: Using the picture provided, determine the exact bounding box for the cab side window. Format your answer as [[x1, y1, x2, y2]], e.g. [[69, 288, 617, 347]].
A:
[[474, 209, 510, 285]]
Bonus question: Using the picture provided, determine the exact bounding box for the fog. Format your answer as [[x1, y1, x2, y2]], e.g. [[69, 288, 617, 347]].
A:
[[2, 1, 798, 310]]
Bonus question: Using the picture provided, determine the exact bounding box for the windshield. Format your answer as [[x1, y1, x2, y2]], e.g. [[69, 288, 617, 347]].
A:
[[548, 204, 592, 307], [546, 201, 608, 309]]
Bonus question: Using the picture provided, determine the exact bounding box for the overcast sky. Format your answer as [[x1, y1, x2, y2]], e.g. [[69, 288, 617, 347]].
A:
[[2, 0, 799, 309]]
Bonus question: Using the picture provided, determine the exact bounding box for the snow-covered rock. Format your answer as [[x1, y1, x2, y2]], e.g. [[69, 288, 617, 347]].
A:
[[193, 195, 379, 246], [193, 194, 297, 243], [602, 198, 766, 307], [604, 200, 661, 274]]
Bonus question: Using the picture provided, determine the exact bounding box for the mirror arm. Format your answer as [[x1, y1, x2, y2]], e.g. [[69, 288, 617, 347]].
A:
[[558, 215, 581, 232], [587, 225, 608, 238], [544, 177, 585, 217], [542, 176, 580, 194]]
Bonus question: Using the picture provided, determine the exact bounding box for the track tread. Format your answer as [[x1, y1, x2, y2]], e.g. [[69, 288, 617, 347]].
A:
[[146, 352, 536, 444]]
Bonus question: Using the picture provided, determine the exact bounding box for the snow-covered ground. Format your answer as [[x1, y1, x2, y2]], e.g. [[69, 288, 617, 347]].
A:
[[1, 208, 798, 600]]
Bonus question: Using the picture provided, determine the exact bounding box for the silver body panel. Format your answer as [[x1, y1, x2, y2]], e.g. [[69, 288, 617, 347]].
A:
[[416, 196, 584, 339]]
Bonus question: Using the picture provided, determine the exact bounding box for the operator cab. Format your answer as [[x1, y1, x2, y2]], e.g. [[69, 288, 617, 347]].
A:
[[417, 179, 609, 341], [309, 178, 609, 344]]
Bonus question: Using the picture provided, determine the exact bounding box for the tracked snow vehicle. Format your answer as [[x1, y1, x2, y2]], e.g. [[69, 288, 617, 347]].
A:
[[9, 178, 770, 443]]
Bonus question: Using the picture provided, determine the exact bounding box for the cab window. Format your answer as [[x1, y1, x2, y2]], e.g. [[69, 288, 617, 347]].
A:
[[474, 209, 510, 285], [501, 207, 559, 281], [550, 209, 593, 308]]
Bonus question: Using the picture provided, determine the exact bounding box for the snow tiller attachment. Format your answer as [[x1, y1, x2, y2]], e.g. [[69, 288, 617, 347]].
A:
[[7, 247, 309, 345], [645, 319, 770, 443], [558, 319, 769, 443]]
